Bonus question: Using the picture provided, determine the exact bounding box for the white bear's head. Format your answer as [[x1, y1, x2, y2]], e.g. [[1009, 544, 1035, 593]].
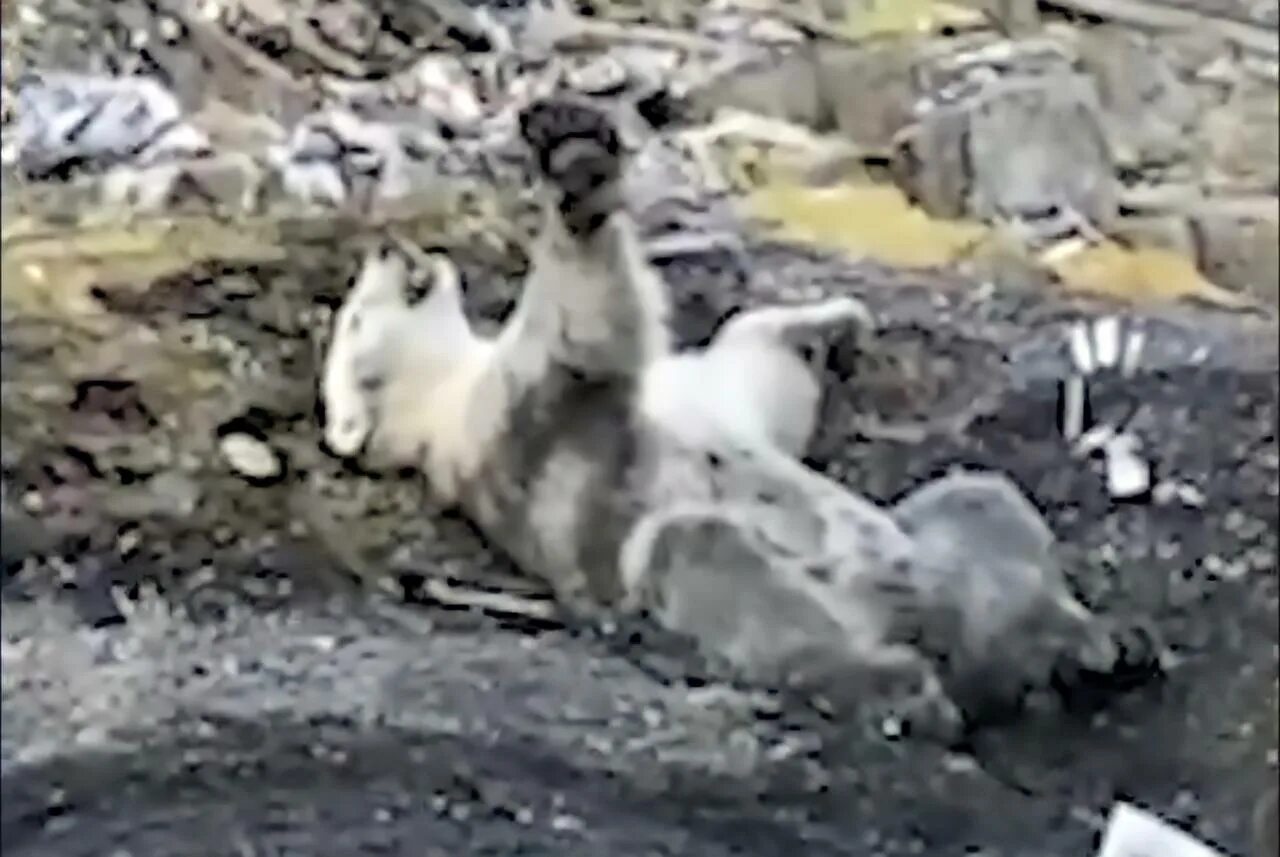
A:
[[320, 243, 477, 467]]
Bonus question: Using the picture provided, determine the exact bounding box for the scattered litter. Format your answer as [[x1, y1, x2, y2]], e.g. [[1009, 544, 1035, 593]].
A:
[[1062, 374, 1088, 442], [1093, 316, 1122, 370], [1058, 315, 1159, 502], [1070, 317, 1101, 374], [1095, 802, 1225, 857], [1152, 481, 1207, 509], [1104, 433, 1152, 501]]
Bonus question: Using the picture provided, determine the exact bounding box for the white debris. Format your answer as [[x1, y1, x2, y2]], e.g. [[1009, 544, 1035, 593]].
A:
[[1075, 422, 1115, 456], [157, 15, 183, 42], [1061, 374, 1087, 442], [880, 716, 904, 739], [1093, 315, 1121, 369], [1096, 802, 1224, 857], [565, 55, 629, 94], [551, 813, 584, 833], [218, 433, 282, 481], [414, 56, 484, 127], [1152, 480, 1207, 509], [1041, 237, 1091, 267], [1069, 319, 1096, 373], [1104, 433, 1151, 500], [1120, 326, 1145, 377]]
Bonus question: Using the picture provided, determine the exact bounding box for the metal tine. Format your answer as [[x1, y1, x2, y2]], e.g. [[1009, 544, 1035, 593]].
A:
[[1120, 325, 1147, 379], [1068, 319, 1095, 375], [1092, 315, 1121, 371], [1062, 373, 1087, 443]]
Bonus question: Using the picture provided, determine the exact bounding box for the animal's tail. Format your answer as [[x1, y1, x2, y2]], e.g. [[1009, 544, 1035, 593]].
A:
[[518, 97, 626, 237]]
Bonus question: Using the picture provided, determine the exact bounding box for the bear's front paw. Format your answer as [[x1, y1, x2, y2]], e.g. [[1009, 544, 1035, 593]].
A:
[[518, 97, 624, 231]]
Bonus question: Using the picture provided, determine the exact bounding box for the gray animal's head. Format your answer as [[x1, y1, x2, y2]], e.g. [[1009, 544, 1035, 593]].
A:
[[893, 472, 1118, 680], [320, 242, 477, 466]]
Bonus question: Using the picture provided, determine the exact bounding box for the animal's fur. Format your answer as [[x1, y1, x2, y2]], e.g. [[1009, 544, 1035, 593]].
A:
[[322, 236, 865, 470], [320, 97, 1119, 735]]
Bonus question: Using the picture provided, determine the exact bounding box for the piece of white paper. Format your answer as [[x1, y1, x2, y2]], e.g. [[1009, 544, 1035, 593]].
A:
[[1096, 802, 1226, 857]]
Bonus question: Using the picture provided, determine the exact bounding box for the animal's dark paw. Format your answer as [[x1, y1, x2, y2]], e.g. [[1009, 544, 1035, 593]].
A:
[[893, 688, 965, 747], [518, 97, 623, 209], [1051, 617, 1165, 715]]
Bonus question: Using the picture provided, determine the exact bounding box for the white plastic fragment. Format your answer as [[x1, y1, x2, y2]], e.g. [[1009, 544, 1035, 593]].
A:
[[1104, 434, 1151, 500], [1075, 422, 1115, 456], [1061, 374, 1087, 442], [1120, 327, 1146, 377], [1069, 320, 1096, 374], [1093, 315, 1121, 369], [1096, 802, 1224, 857]]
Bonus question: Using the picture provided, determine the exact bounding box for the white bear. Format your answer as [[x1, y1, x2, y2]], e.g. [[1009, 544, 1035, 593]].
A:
[[321, 243, 869, 468], [319, 97, 1120, 737]]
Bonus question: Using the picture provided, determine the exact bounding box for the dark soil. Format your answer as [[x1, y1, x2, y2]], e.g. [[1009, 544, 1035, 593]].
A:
[[3, 242, 1276, 857]]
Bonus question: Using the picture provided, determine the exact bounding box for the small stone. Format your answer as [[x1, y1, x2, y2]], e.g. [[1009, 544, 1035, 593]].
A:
[[218, 433, 282, 481], [565, 56, 628, 96], [115, 527, 141, 557], [942, 752, 978, 774], [309, 635, 337, 653], [1153, 481, 1206, 508], [157, 16, 183, 42], [148, 472, 201, 516], [551, 814, 584, 833]]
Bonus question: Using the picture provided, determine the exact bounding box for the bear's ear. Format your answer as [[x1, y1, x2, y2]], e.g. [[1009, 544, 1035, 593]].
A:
[[350, 244, 412, 308], [401, 250, 464, 309]]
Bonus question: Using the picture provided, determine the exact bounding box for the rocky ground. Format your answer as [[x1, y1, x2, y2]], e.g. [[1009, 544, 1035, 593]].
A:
[[2, 1, 1277, 856]]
